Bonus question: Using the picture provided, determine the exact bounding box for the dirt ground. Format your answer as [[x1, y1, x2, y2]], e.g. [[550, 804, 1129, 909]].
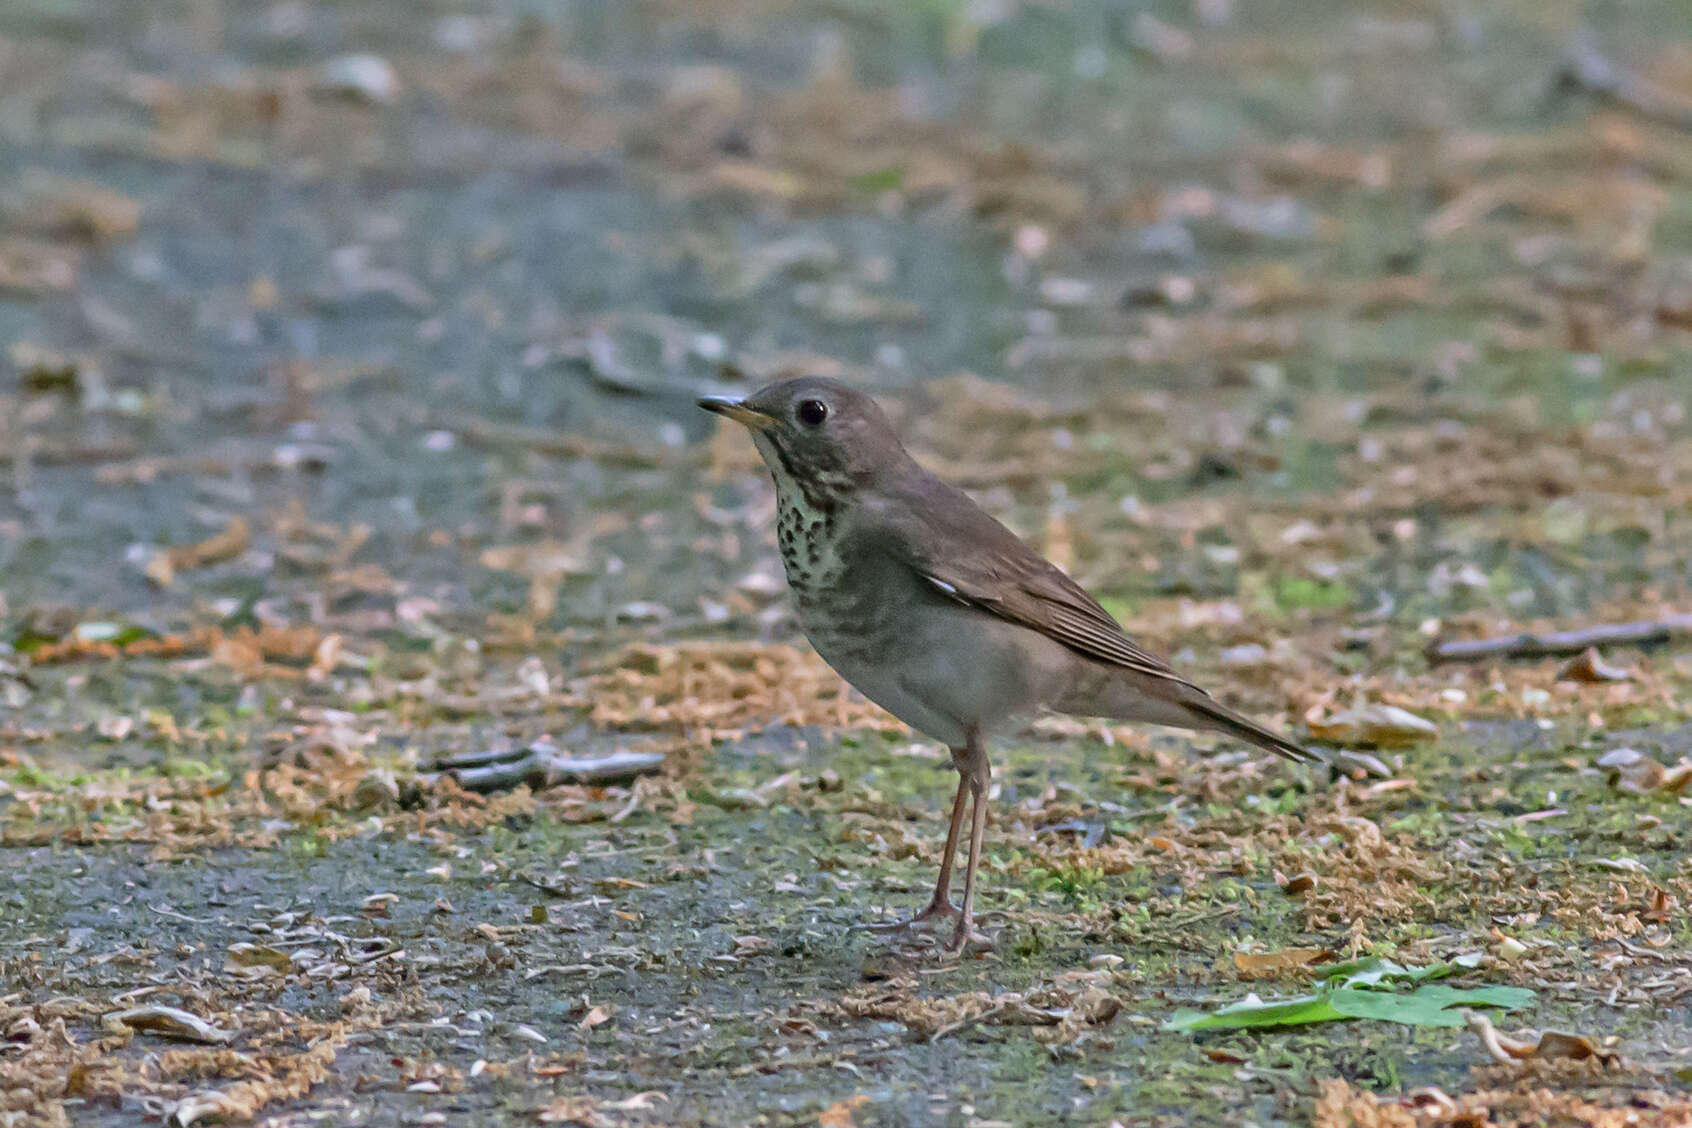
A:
[[3, 1, 1692, 1126]]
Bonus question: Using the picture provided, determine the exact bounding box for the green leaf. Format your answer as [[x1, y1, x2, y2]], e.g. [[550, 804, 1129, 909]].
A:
[[73, 621, 158, 646], [1164, 993, 1341, 1032], [1327, 985, 1536, 1028], [848, 165, 905, 193], [1321, 952, 1481, 988], [12, 630, 55, 654], [1164, 955, 1533, 1033], [1274, 575, 1354, 611]]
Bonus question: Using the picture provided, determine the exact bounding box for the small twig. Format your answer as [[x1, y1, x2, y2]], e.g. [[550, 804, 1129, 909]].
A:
[[423, 744, 664, 793], [1167, 904, 1242, 930], [729, 1044, 890, 1077], [928, 1001, 1012, 1043], [1426, 614, 1692, 663], [608, 783, 646, 823], [1613, 938, 1682, 964], [517, 873, 575, 898], [523, 964, 601, 980], [346, 944, 405, 967], [0, 439, 140, 467]]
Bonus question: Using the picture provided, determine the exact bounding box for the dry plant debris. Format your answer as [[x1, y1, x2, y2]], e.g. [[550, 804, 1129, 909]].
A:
[[3, 0, 1692, 1125]]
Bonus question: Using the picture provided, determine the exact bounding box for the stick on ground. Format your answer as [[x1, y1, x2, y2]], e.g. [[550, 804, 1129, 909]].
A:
[[1426, 614, 1692, 663]]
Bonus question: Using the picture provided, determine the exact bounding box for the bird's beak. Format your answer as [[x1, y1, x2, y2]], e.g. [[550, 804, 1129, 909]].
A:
[[697, 394, 776, 431]]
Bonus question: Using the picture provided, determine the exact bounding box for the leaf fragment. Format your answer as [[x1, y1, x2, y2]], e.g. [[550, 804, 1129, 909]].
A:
[[103, 1005, 235, 1044], [1166, 954, 1525, 1032], [1555, 646, 1631, 682], [1307, 703, 1437, 747], [1233, 947, 1335, 977]]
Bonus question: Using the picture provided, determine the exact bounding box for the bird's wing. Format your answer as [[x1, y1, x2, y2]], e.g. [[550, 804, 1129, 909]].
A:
[[857, 479, 1200, 692], [856, 474, 1320, 765]]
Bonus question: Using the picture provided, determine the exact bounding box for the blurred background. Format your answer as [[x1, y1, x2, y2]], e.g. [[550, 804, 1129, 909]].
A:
[[4, 3, 1692, 1125], [2, 0, 1690, 645]]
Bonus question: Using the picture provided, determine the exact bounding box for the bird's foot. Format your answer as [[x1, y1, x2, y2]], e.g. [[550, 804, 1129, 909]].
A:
[[860, 897, 960, 934], [940, 917, 993, 956]]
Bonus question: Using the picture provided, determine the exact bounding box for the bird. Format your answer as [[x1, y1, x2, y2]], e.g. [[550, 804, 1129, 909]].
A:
[[699, 376, 1319, 954]]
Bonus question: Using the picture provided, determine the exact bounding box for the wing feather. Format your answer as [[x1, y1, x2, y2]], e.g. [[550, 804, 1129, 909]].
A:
[[856, 473, 1319, 764], [861, 479, 1204, 694]]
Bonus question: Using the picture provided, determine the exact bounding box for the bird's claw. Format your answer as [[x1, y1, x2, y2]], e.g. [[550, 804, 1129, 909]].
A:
[[860, 898, 961, 933], [941, 921, 993, 955]]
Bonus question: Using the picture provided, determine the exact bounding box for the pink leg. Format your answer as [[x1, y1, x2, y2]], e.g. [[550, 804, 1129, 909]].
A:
[[944, 731, 993, 954], [864, 758, 967, 931]]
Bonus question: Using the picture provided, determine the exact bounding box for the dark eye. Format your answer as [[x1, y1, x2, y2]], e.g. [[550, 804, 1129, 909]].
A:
[[796, 399, 828, 427]]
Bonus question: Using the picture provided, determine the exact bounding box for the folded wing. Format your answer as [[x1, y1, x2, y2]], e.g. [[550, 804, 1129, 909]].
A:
[[858, 474, 1319, 764]]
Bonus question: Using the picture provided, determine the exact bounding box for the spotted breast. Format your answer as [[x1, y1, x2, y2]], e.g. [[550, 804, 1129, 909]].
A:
[[774, 487, 847, 611]]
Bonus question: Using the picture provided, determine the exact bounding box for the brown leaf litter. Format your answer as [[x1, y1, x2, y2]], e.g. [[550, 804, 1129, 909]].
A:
[[574, 641, 904, 743], [1, 999, 388, 1128], [1313, 1070, 1690, 1128], [0, 737, 566, 853], [835, 970, 1122, 1045], [1465, 1012, 1622, 1070]]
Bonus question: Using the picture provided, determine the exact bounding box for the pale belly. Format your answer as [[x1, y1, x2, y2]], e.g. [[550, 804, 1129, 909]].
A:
[[796, 587, 1080, 750]]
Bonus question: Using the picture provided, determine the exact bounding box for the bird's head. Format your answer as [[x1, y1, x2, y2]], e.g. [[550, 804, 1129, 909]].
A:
[[699, 376, 906, 492]]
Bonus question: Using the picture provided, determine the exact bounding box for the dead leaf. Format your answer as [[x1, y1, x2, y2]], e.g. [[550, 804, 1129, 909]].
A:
[[1280, 872, 1318, 896], [1661, 760, 1692, 794], [537, 1095, 605, 1126], [1234, 947, 1335, 977], [307, 633, 343, 680], [578, 1005, 611, 1030], [1599, 747, 1661, 791], [732, 935, 775, 957], [1555, 647, 1631, 682], [144, 518, 251, 586], [593, 877, 649, 891], [818, 1094, 871, 1128], [1533, 1031, 1617, 1063], [1599, 748, 1692, 794], [1307, 703, 1437, 747], [361, 893, 398, 915], [1466, 1011, 1619, 1067], [1334, 750, 1394, 778], [227, 943, 293, 972], [102, 1005, 234, 1044]]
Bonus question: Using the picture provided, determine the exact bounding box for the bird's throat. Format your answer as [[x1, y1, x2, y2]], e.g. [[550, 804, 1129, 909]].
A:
[[774, 486, 848, 601]]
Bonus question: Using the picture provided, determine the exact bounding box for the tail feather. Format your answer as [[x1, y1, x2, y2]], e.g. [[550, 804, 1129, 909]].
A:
[[1183, 695, 1322, 765], [1061, 664, 1322, 765]]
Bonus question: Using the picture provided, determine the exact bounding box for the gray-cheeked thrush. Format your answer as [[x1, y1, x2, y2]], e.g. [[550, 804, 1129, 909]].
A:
[[700, 376, 1320, 954]]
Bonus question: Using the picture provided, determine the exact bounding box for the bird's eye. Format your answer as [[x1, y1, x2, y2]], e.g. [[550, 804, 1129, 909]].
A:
[[796, 399, 829, 427]]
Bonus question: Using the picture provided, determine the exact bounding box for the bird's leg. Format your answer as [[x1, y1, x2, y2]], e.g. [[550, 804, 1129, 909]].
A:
[[914, 765, 969, 920], [944, 730, 993, 954], [863, 760, 967, 932]]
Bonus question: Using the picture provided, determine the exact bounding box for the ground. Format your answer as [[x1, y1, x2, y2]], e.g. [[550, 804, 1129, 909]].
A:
[[2, 1, 1692, 1126]]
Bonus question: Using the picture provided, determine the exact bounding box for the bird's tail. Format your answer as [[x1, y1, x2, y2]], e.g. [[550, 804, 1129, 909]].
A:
[[1182, 694, 1321, 765], [1061, 666, 1321, 765]]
